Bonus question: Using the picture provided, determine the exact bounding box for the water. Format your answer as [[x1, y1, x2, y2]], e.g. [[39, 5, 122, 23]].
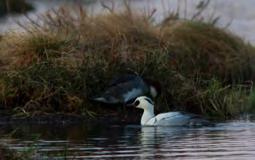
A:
[[1, 121, 255, 159]]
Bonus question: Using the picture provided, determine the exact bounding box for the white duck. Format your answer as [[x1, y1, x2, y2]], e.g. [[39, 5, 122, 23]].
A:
[[131, 96, 211, 126]]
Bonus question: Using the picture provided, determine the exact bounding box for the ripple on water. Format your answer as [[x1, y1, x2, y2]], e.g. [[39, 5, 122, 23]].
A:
[[1, 121, 255, 159]]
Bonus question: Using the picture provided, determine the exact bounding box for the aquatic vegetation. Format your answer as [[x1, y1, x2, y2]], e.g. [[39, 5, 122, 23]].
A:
[[248, 90, 255, 113], [0, 5, 255, 119]]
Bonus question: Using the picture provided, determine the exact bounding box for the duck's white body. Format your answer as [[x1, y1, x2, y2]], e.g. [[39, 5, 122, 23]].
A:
[[141, 111, 209, 126], [133, 96, 211, 126]]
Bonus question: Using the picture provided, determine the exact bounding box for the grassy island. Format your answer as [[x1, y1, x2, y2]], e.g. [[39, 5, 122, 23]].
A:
[[0, 6, 255, 120]]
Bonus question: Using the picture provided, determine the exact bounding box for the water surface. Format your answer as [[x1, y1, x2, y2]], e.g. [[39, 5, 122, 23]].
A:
[[1, 121, 255, 159]]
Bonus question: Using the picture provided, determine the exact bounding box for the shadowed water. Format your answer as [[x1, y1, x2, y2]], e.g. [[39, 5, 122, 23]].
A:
[[1, 121, 255, 159]]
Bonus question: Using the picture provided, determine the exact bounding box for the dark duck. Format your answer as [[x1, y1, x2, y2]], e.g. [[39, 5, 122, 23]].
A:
[[91, 74, 161, 105]]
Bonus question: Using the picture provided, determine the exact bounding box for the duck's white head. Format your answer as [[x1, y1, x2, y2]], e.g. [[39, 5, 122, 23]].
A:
[[132, 96, 155, 125], [132, 96, 154, 110]]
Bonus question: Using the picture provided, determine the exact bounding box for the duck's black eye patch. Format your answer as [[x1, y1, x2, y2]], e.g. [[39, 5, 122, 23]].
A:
[[134, 100, 140, 106], [144, 97, 153, 104]]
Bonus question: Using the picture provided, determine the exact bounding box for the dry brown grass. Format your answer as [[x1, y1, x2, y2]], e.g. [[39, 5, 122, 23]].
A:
[[0, 6, 254, 119]]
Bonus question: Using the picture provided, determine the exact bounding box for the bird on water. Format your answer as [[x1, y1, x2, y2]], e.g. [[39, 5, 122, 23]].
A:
[[130, 96, 212, 126]]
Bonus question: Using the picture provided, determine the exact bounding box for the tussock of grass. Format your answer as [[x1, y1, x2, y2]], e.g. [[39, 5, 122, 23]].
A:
[[0, 5, 255, 119], [163, 21, 255, 83]]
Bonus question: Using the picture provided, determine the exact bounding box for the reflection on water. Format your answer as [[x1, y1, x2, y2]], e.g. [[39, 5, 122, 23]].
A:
[[1, 121, 255, 159]]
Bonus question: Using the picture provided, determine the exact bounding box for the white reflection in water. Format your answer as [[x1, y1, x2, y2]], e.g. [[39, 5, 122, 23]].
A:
[[1, 122, 255, 159], [134, 122, 255, 160]]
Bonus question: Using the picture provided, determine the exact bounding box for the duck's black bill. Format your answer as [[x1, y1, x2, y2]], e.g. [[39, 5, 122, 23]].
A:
[[124, 98, 136, 107], [125, 103, 135, 107]]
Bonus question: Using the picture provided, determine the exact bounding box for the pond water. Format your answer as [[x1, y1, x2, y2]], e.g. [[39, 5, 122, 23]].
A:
[[1, 121, 255, 159]]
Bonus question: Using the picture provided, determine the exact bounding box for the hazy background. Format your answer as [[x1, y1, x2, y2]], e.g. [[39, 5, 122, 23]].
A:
[[0, 0, 255, 44]]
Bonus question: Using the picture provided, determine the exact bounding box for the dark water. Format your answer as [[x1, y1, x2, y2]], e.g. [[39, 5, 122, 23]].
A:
[[1, 121, 255, 159]]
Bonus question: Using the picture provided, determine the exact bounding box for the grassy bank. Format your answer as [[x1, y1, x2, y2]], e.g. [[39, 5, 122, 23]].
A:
[[0, 145, 30, 160], [0, 5, 255, 120]]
